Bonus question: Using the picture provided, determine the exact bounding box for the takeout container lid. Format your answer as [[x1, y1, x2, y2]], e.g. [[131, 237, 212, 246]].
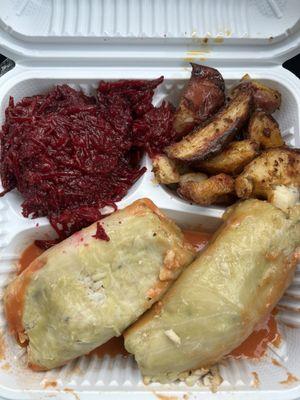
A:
[[0, 1, 300, 400], [0, 0, 299, 67]]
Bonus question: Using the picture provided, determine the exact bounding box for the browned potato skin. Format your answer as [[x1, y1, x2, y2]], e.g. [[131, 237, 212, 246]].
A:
[[166, 91, 252, 163], [235, 148, 300, 199], [195, 140, 260, 175], [179, 173, 235, 206], [173, 63, 225, 137], [248, 111, 284, 149], [179, 172, 207, 185], [152, 155, 180, 184], [231, 74, 281, 114]]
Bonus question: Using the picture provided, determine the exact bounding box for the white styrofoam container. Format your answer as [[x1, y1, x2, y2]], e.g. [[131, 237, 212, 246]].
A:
[[0, 1, 299, 399]]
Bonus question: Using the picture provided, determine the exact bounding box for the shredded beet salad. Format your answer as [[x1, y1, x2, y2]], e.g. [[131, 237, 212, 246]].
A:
[[0, 78, 178, 247]]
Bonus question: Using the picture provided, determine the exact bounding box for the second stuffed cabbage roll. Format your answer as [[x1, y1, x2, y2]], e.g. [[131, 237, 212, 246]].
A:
[[125, 200, 300, 382], [5, 198, 195, 370]]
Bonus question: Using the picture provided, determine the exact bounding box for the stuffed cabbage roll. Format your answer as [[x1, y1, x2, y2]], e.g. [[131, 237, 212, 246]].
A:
[[5, 199, 195, 370], [125, 199, 300, 382]]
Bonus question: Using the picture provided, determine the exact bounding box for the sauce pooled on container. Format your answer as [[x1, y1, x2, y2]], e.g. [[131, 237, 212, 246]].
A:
[[228, 310, 280, 359]]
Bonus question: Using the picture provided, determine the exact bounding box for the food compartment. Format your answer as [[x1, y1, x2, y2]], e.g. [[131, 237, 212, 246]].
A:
[[159, 75, 299, 207], [0, 68, 299, 399], [0, 69, 299, 219], [0, 204, 299, 398]]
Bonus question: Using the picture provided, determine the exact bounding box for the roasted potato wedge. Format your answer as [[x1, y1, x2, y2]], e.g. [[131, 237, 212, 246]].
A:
[[248, 110, 284, 149], [231, 74, 281, 114], [152, 155, 180, 184], [195, 140, 259, 175], [179, 173, 235, 206], [179, 172, 208, 185], [173, 63, 225, 136], [235, 148, 300, 199], [166, 92, 252, 162]]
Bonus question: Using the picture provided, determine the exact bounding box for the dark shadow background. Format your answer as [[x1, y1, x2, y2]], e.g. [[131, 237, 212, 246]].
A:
[[0, 52, 299, 77], [283, 53, 300, 78]]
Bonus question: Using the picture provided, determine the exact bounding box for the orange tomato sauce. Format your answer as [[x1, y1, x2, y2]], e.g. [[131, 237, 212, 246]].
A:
[[18, 242, 44, 274], [228, 310, 280, 359], [5, 255, 46, 346], [183, 229, 211, 252]]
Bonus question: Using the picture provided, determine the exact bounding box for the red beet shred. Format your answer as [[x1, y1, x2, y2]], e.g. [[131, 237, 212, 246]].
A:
[[92, 222, 110, 242], [0, 78, 177, 247], [133, 101, 178, 157]]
